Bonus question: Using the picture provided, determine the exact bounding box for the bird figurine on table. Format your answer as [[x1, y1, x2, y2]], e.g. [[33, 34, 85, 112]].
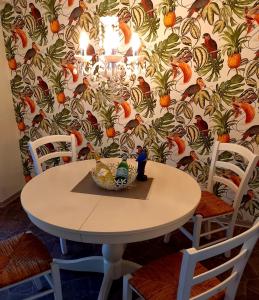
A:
[[187, 0, 211, 18], [202, 33, 218, 59], [181, 77, 206, 101], [124, 114, 143, 133], [86, 110, 99, 129], [136, 145, 148, 181], [176, 150, 198, 169], [68, 0, 87, 25], [24, 42, 40, 64], [73, 77, 90, 98], [194, 115, 209, 136]]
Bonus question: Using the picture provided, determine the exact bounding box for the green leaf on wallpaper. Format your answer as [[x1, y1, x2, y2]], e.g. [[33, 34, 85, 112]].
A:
[[193, 46, 208, 69], [46, 39, 66, 67], [100, 142, 120, 158], [22, 64, 35, 81], [97, 0, 119, 16], [153, 33, 179, 67], [24, 14, 37, 38], [33, 53, 44, 71], [204, 104, 216, 116], [150, 142, 170, 164], [1, 3, 14, 31], [79, 12, 93, 32], [151, 112, 174, 139], [19, 135, 30, 156], [213, 20, 225, 34], [246, 60, 259, 79], [223, 0, 254, 19], [194, 90, 210, 109], [52, 108, 71, 131], [181, 36, 192, 46], [16, 0, 27, 9], [246, 78, 257, 88], [131, 5, 145, 29], [11, 75, 24, 98], [188, 160, 203, 177], [186, 125, 199, 143]]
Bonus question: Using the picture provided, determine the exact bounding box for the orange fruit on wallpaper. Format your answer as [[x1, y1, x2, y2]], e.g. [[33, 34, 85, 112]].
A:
[[164, 11, 176, 28], [68, 0, 74, 6], [160, 95, 171, 107], [8, 58, 17, 70], [119, 21, 132, 45], [227, 53, 241, 69], [50, 19, 60, 33], [56, 92, 66, 104], [217, 133, 230, 143], [17, 121, 26, 131], [106, 127, 116, 138]]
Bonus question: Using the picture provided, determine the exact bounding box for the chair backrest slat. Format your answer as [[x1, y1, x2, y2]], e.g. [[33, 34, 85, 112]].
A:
[[215, 161, 245, 179], [207, 141, 258, 214], [29, 134, 76, 175], [177, 218, 259, 300]]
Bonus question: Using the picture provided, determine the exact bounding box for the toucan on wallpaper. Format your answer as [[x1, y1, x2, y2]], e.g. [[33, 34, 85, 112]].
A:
[[0, 0, 258, 223]]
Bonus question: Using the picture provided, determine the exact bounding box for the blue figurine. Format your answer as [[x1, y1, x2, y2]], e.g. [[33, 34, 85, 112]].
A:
[[136, 145, 147, 181]]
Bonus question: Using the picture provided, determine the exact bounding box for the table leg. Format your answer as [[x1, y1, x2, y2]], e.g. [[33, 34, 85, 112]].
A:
[[98, 244, 141, 300]]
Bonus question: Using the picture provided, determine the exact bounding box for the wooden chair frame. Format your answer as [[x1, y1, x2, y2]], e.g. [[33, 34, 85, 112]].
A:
[[28, 134, 77, 255], [178, 141, 258, 249], [123, 218, 259, 300]]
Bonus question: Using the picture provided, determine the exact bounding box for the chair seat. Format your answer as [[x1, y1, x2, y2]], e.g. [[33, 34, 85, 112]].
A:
[[195, 191, 234, 218], [129, 252, 224, 300], [0, 232, 52, 287]]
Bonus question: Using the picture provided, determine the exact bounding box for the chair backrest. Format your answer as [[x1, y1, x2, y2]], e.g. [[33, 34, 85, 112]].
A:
[[177, 218, 259, 300], [29, 134, 76, 175], [207, 141, 258, 211]]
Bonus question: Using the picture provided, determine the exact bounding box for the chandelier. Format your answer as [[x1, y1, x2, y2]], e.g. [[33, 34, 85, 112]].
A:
[[74, 16, 143, 88]]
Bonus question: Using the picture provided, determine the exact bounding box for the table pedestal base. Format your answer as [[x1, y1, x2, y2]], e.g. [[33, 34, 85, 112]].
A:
[[52, 244, 141, 300]]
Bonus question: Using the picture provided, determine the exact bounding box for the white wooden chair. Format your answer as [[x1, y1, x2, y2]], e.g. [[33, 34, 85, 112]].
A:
[[0, 232, 54, 300], [123, 218, 259, 300], [165, 141, 258, 249], [28, 134, 77, 255]]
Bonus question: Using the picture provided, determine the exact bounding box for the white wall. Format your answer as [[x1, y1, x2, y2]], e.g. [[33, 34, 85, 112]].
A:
[[0, 24, 24, 203]]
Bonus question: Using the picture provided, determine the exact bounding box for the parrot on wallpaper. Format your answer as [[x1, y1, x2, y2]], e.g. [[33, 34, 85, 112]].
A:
[[37, 76, 50, 96], [232, 89, 257, 124], [29, 3, 42, 25], [32, 109, 46, 126], [86, 110, 99, 129], [11, 16, 27, 48], [61, 51, 79, 83], [181, 77, 206, 101], [78, 142, 95, 160], [187, 0, 211, 18], [73, 77, 90, 98], [242, 125, 259, 140], [68, 0, 87, 25], [68, 0, 75, 7], [245, 5, 259, 33], [124, 114, 143, 133], [167, 133, 186, 154], [176, 151, 198, 169], [24, 42, 40, 64], [202, 33, 218, 59], [171, 48, 193, 84], [140, 0, 154, 18], [194, 115, 209, 136], [137, 76, 152, 98]]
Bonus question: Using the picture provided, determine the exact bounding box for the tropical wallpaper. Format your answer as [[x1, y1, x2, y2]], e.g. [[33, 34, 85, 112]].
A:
[[0, 0, 258, 223]]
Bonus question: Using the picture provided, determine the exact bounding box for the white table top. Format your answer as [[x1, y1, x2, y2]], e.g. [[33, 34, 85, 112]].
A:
[[21, 158, 201, 244]]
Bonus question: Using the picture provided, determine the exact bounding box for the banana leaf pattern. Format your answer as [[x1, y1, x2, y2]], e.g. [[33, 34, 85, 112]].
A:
[[1, 0, 258, 224]]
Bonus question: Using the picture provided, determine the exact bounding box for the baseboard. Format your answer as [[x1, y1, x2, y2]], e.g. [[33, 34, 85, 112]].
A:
[[0, 191, 20, 208]]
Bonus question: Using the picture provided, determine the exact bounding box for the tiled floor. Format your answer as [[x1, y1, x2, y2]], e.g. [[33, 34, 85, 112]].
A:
[[1, 199, 258, 299]]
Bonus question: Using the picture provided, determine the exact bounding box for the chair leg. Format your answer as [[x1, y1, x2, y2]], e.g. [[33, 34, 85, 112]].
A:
[[123, 275, 133, 300], [163, 233, 172, 243], [51, 263, 63, 300], [225, 218, 236, 257], [193, 215, 203, 248], [59, 238, 67, 255], [33, 277, 43, 290]]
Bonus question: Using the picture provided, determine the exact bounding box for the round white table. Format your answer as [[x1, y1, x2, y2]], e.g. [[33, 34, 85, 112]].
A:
[[21, 158, 201, 300]]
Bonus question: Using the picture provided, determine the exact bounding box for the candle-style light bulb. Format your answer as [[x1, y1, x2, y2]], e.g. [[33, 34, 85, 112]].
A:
[[131, 32, 141, 56], [79, 30, 89, 56]]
